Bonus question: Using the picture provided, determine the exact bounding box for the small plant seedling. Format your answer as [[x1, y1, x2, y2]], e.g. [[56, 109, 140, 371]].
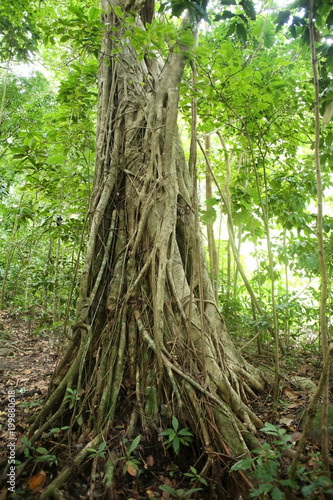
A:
[[35, 447, 58, 466], [64, 388, 80, 409], [21, 436, 58, 467], [167, 463, 179, 477], [22, 435, 35, 459], [119, 435, 141, 476], [159, 416, 193, 454], [184, 466, 208, 486], [43, 426, 70, 438], [230, 422, 333, 499], [19, 400, 43, 409], [87, 441, 107, 459], [159, 484, 203, 499]]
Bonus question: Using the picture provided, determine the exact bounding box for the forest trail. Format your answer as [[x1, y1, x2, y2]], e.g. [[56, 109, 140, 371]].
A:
[[0, 311, 57, 454]]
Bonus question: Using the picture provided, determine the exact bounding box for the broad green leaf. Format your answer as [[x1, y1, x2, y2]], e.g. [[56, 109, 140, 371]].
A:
[[159, 485, 176, 494], [206, 197, 220, 207], [167, 431, 176, 442], [271, 487, 285, 500], [261, 422, 280, 434], [46, 153, 65, 165], [275, 10, 291, 31], [178, 428, 193, 436], [128, 435, 141, 455], [173, 437, 180, 454], [236, 23, 247, 43], [240, 0, 256, 20], [98, 441, 107, 452], [36, 447, 49, 455], [230, 458, 254, 472], [114, 5, 124, 18], [172, 416, 179, 432]]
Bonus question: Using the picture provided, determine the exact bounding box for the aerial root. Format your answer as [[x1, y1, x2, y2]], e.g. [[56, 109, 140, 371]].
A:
[[24, 303, 265, 498], [39, 435, 103, 500]]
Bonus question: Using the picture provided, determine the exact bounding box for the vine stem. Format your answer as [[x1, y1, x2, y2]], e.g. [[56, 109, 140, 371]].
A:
[[308, 0, 330, 476]]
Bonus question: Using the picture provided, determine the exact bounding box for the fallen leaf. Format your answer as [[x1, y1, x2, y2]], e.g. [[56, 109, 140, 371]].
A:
[[146, 490, 160, 499], [280, 417, 294, 427], [290, 431, 302, 442], [283, 387, 298, 400], [287, 403, 300, 409], [127, 464, 137, 477], [28, 470, 46, 490]]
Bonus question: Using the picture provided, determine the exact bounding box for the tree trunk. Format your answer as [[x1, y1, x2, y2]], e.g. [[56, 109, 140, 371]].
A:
[[30, 2, 268, 497]]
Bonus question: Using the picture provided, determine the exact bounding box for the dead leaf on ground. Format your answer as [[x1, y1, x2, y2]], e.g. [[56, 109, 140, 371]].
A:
[[283, 387, 298, 400], [287, 403, 300, 409], [290, 431, 302, 442], [127, 464, 138, 477], [280, 416, 294, 427], [28, 470, 47, 490], [147, 489, 160, 498]]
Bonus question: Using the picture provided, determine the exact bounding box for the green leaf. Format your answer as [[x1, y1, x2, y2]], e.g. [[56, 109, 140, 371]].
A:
[[180, 29, 195, 46], [305, 253, 319, 272], [128, 435, 141, 455], [159, 484, 177, 494], [323, 101, 333, 125], [22, 436, 31, 447], [168, 431, 176, 442], [240, 0, 256, 20], [201, 206, 217, 225], [279, 479, 298, 488], [172, 416, 179, 432], [89, 7, 100, 21], [206, 197, 220, 207], [275, 10, 291, 31], [236, 23, 247, 43], [230, 458, 254, 472], [178, 428, 193, 436], [261, 422, 280, 435], [36, 447, 49, 455], [46, 153, 65, 165], [49, 428, 60, 434], [36, 455, 52, 462], [124, 459, 138, 473], [98, 441, 107, 453], [218, 10, 235, 20], [114, 5, 124, 18], [327, 9, 333, 28], [159, 429, 173, 436], [271, 486, 285, 500], [173, 436, 180, 454], [301, 484, 317, 497]]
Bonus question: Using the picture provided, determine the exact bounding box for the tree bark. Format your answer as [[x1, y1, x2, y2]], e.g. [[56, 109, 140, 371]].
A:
[[29, 1, 268, 496]]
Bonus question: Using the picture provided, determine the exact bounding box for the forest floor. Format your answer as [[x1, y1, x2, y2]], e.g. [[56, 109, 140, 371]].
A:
[[0, 309, 331, 499]]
